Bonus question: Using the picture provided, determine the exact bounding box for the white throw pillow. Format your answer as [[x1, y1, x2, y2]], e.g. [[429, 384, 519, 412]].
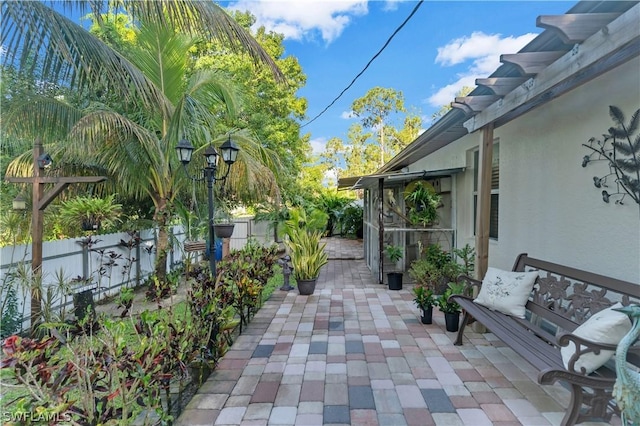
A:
[[473, 267, 538, 318], [560, 302, 631, 374]]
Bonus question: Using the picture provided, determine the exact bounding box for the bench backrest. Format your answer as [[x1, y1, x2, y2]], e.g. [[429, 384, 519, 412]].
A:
[[512, 253, 640, 332]]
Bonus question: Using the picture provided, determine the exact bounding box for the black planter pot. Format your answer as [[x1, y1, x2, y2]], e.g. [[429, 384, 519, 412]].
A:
[[444, 311, 460, 332], [213, 224, 235, 238], [81, 218, 101, 231], [420, 306, 433, 324], [387, 272, 403, 290], [73, 289, 94, 320], [297, 278, 317, 295]]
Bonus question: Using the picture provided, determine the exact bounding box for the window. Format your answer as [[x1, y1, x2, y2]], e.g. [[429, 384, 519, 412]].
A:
[[473, 143, 499, 239]]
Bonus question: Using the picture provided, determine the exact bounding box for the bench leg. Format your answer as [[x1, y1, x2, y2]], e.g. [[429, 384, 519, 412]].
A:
[[454, 311, 472, 346], [561, 384, 583, 426]]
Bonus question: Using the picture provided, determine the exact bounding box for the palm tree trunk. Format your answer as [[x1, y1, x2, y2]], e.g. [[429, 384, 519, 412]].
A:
[[153, 197, 171, 297]]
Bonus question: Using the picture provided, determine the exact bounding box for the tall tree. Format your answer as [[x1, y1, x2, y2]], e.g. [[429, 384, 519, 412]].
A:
[[322, 92, 422, 182], [192, 10, 309, 200], [351, 87, 406, 167], [1, 1, 284, 293]]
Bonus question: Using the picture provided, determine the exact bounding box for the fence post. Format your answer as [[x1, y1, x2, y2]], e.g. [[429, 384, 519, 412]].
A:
[[135, 240, 141, 286], [82, 243, 89, 281]]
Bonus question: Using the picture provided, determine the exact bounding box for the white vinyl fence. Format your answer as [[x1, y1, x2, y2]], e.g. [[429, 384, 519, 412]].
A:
[[0, 218, 276, 335]]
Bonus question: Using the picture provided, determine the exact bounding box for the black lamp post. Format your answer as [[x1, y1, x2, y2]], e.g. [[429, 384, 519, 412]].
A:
[[176, 135, 239, 277]]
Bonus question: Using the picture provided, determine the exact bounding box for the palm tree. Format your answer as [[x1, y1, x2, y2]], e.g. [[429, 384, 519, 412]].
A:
[[2, 2, 284, 294]]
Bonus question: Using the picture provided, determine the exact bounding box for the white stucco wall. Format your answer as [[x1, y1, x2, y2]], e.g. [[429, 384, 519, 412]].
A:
[[408, 57, 640, 283]]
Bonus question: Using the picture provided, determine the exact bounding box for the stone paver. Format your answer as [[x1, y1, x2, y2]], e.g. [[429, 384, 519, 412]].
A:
[[177, 237, 619, 426]]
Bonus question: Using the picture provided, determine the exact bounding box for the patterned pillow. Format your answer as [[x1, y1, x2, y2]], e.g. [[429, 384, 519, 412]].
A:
[[560, 303, 631, 374], [473, 267, 539, 318]]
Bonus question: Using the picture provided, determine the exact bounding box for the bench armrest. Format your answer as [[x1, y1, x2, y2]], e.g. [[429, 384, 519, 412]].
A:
[[556, 331, 619, 375], [457, 274, 481, 294]]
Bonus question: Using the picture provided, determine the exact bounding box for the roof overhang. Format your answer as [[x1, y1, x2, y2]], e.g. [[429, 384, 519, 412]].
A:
[[338, 167, 464, 191], [373, 1, 639, 175]]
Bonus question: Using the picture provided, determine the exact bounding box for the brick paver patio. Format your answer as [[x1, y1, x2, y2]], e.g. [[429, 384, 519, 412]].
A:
[[176, 238, 618, 426]]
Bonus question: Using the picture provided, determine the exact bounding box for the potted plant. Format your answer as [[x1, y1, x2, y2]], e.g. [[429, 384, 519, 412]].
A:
[[413, 284, 436, 324], [404, 181, 441, 227], [59, 194, 122, 233], [384, 244, 404, 290], [213, 200, 235, 238], [285, 227, 328, 295], [437, 281, 466, 332]]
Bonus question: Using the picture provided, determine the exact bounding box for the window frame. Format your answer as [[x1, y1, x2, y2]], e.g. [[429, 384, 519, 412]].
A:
[[473, 142, 499, 240]]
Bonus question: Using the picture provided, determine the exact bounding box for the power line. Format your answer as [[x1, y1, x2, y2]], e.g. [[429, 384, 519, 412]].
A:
[[300, 0, 424, 129]]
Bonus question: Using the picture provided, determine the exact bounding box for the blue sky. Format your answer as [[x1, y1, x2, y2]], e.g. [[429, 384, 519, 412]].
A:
[[226, 0, 575, 157]]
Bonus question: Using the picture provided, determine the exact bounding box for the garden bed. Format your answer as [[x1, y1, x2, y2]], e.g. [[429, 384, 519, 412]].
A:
[[1, 244, 282, 425]]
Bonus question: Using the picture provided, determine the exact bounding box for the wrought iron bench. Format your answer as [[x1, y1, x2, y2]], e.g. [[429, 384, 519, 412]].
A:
[[450, 253, 640, 426]]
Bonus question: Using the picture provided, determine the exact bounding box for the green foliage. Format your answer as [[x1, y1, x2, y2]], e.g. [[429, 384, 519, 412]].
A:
[[284, 228, 328, 280], [254, 203, 290, 241], [283, 206, 328, 237], [1, 319, 171, 424], [437, 282, 466, 314], [58, 194, 122, 233], [404, 182, 441, 226], [317, 191, 355, 236], [215, 243, 279, 330], [341, 204, 363, 238], [412, 285, 436, 309], [453, 244, 475, 277], [408, 258, 442, 291], [409, 244, 467, 294], [321, 87, 423, 180], [195, 9, 308, 200], [384, 245, 403, 264], [1, 283, 20, 338], [1, 242, 281, 423]]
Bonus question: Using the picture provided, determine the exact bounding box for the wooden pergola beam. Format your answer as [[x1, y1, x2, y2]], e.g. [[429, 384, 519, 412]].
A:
[[536, 13, 621, 44], [475, 77, 528, 96], [500, 51, 566, 75]]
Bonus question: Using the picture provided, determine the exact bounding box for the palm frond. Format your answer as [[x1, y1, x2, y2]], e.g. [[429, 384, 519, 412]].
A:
[[1, 96, 84, 141], [118, 0, 284, 81], [1, 1, 284, 107], [1, 2, 168, 111], [129, 22, 192, 105], [68, 111, 166, 199]]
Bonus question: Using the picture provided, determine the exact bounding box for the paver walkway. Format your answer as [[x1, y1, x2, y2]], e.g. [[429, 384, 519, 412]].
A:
[[177, 238, 617, 426]]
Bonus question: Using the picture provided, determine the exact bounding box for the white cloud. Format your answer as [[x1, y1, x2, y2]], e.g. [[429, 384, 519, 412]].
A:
[[381, 0, 402, 12], [323, 168, 338, 187], [341, 110, 356, 119], [426, 31, 537, 107], [310, 136, 327, 155], [228, 0, 368, 44], [427, 75, 477, 108]]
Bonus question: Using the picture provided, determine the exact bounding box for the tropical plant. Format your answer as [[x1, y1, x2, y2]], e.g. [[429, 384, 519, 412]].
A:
[[409, 243, 464, 294], [404, 181, 441, 226], [413, 285, 436, 309], [58, 194, 122, 233], [437, 281, 466, 314], [1, 1, 285, 296], [282, 206, 328, 238], [453, 244, 475, 277], [408, 258, 442, 291], [385, 244, 403, 264], [317, 191, 354, 236], [341, 203, 363, 238], [254, 203, 290, 242], [284, 228, 328, 281]]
